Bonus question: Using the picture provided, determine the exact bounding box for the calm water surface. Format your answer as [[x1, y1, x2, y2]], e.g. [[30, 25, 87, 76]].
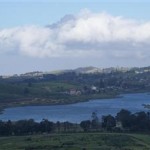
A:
[[0, 93, 150, 123]]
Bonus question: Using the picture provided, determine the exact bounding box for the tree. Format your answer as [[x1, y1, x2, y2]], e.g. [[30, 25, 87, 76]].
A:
[[56, 121, 61, 132], [0, 121, 13, 136], [91, 112, 99, 129], [5, 120, 13, 135], [116, 109, 131, 128], [135, 111, 149, 131], [102, 115, 116, 131], [80, 120, 91, 132], [39, 119, 54, 133], [14, 119, 37, 135], [63, 121, 73, 132]]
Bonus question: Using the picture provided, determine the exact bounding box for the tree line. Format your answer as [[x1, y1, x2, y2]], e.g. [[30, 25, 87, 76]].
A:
[[0, 119, 77, 136], [80, 109, 150, 132], [0, 109, 150, 136]]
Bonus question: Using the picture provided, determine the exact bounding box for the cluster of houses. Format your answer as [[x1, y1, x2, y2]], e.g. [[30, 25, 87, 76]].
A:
[[65, 84, 122, 96], [65, 85, 98, 96]]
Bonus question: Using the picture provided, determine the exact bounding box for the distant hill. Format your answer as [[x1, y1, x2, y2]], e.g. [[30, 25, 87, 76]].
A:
[[1, 65, 150, 111], [47, 66, 130, 75], [74, 66, 102, 74], [1, 66, 150, 78]]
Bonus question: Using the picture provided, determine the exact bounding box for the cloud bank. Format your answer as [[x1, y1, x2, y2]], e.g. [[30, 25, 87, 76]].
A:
[[1, 10, 150, 60]]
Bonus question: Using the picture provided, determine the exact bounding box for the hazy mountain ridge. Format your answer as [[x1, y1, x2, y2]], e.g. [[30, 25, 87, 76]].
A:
[[1, 66, 150, 78]]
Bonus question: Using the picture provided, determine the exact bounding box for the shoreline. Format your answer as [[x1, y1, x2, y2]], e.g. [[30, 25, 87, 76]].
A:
[[0, 91, 149, 115], [0, 93, 118, 115]]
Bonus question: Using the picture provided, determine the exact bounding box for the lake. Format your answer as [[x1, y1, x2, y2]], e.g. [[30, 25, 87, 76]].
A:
[[0, 93, 150, 123]]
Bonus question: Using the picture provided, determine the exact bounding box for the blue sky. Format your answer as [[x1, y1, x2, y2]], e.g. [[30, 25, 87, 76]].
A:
[[0, 0, 150, 75], [1, 0, 150, 28]]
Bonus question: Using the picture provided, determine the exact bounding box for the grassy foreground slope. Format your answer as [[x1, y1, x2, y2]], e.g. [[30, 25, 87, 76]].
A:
[[0, 133, 150, 150]]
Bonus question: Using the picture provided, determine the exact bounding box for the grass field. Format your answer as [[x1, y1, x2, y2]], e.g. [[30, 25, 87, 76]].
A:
[[0, 133, 150, 150]]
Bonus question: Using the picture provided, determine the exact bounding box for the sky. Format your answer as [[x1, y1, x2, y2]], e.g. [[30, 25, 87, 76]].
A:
[[0, 0, 150, 75]]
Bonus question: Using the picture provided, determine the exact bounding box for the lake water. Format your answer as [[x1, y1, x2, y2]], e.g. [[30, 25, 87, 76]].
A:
[[0, 93, 150, 123]]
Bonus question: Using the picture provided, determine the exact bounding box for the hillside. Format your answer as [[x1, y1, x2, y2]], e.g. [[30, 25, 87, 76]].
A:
[[0, 66, 150, 111]]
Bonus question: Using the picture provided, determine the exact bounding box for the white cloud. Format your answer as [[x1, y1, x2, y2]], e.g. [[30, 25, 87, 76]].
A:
[[1, 10, 150, 60]]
